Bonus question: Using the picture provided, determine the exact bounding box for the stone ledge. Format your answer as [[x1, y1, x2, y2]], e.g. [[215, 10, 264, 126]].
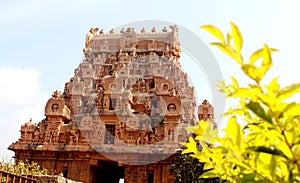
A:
[[34, 175, 82, 183]]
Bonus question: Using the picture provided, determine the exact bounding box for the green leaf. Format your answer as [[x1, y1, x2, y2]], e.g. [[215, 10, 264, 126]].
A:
[[239, 173, 264, 182], [210, 42, 237, 59], [246, 101, 273, 124], [186, 121, 217, 144], [288, 169, 293, 183], [249, 47, 278, 65], [185, 125, 199, 134], [248, 146, 288, 159], [182, 137, 198, 154], [199, 22, 299, 183], [230, 87, 258, 100], [225, 116, 243, 150], [227, 32, 232, 45], [292, 144, 300, 157], [283, 102, 300, 118], [262, 44, 272, 65], [231, 76, 239, 88], [200, 171, 220, 179], [201, 25, 225, 44], [230, 22, 243, 54], [277, 83, 300, 101], [265, 77, 280, 95], [257, 64, 272, 82], [195, 128, 217, 144], [241, 64, 257, 81], [269, 154, 276, 180]]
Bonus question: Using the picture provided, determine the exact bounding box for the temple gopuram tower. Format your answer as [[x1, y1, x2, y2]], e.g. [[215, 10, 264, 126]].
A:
[[9, 26, 215, 183]]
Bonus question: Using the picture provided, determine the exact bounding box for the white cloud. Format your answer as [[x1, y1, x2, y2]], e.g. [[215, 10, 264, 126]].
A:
[[0, 66, 48, 159], [0, 66, 42, 105], [13, 97, 47, 128]]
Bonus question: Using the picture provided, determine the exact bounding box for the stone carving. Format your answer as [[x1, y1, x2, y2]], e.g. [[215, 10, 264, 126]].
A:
[[9, 24, 214, 169], [95, 85, 104, 110], [169, 25, 178, 32], [93, 123, 104, 141], [109, 28, 115, 35], [99, 29, 104, 35], [9, 25, 218, 183], [116, 123, 125, 140], [85, 28, 99, 48], [51, 104, 59, 112], [162, 27, 168, 32], [68, 129, 79, 145], [20, 118, 36, 143], [80, 115, 93, 129], [65, 120, 79, 145], [148, 40, 157, 50], [45, 90, 71, 120], [151, 27, 156, 33], [103, 96, 110, 110], [198, 99, 216, 127], [167, 104, 176, 111], [125, 27, 136, 34]]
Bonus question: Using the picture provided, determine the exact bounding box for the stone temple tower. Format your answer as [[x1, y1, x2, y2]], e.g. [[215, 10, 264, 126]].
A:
[[9, 26, 214, 183]]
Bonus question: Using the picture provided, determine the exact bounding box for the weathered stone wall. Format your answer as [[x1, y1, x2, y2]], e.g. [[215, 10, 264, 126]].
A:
[[124, 162, 175, 183]]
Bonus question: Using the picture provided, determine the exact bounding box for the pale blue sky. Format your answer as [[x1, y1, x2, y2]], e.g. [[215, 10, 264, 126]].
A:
[[1, 0, 300, 159]]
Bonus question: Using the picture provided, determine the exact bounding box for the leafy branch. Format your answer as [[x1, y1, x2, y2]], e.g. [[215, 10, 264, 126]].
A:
[[182, 22, 300, 183]]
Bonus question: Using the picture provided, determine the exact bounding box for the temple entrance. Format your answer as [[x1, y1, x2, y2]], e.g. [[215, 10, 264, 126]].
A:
[[90, 161, 124, 183]]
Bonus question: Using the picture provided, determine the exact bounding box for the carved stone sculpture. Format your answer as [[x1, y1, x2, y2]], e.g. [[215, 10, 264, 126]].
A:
[[9, 25, 217, 183]]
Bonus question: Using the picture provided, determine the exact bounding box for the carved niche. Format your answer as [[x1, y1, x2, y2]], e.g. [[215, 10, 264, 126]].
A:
[[45, 91, 71, 121], [20, 119, 36, 143], [79, 114, 93, 140], [198, 99, 214, 121]]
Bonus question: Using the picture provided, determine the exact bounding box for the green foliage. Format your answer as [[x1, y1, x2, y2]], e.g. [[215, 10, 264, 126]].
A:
[[0, 158, 47, 175], [182, 22, 300, 183], [170, 153, 220, 183]]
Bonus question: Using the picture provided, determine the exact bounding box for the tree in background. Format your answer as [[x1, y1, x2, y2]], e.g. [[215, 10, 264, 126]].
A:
[[0, 158, 47, 179], [182, 22, 300, 182], [170, 153, 220, 183]]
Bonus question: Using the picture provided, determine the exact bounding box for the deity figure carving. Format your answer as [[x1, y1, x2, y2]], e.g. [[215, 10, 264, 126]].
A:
[[99, 29, 104, 35], [125, 27, 135, 34], [33, 130, 40, 144], [151, 27, 156, 33], [109, 28, 115, 35], [126, 132, 135, 144], [103, 96, 110, 109], [85, 28, 99, 48], [93, 123, 104, 140], [148, 40, 157, 50], [162, 27, 168, 32], [44, 131, 56, 144], [68, 130, 79, 145], [51, 104, 59, 112], [116, 123, 125, 140], [67, 120, 79, 145]]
